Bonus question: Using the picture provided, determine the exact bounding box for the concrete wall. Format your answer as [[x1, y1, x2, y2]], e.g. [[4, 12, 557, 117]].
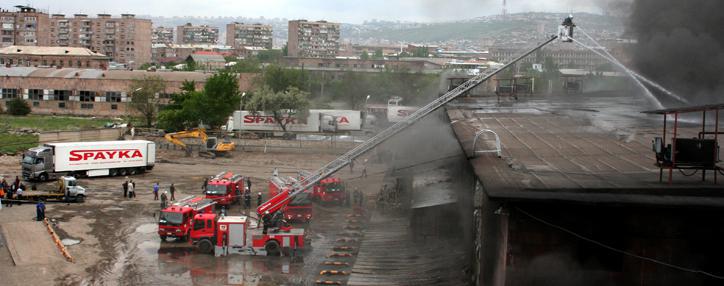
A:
[[38, 128, 123, 143]]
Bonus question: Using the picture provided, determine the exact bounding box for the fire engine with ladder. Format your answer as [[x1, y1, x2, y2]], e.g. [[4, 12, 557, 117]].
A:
[[204, 171, 244, 206], [187, 19, 575, 257]]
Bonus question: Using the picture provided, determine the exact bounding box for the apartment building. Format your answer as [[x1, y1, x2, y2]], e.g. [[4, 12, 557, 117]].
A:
[[152, 26, 174, 44], [176, 23, 219, 45], [48, 13, 152, 67], [0, 5, 50, 48], [287, 20, 340, 58], [226, 22, 272, 49]]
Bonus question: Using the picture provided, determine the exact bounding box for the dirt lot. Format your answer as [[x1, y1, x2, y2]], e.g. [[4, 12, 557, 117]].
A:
[[0, 146, 387, 285]]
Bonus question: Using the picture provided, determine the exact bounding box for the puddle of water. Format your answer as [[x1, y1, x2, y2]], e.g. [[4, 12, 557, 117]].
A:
[[62, 238, 81, 246], [135, 223, 157, 234]]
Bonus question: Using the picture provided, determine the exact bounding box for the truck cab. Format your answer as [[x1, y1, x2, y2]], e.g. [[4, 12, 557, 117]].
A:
[[205, 172, 243, 206], [61, 176, 86, 200], [158, 196, 215, 241], [284, 192, 313, 222], [22, 146, 54, 181], [313, 177, 347, 204]]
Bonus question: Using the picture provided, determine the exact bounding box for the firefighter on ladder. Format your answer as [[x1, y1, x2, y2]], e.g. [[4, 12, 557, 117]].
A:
[[558, 14, 575, 42]]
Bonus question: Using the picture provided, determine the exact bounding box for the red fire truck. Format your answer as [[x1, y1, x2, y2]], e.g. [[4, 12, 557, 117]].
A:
[[158, 196, 216, 241], [312, 177, 348, 204], [205, 171, 244, 206], [268, 176, 312, 222], [189, 188, 306, 256]]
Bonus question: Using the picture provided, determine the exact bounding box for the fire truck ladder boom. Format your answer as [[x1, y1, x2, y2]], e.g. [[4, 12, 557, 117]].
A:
[[264, 35, 560, 214]]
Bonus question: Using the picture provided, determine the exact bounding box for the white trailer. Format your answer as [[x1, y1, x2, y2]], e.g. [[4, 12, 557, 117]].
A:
[[229, 110, 363, 133], [22, 140, 156, 181]]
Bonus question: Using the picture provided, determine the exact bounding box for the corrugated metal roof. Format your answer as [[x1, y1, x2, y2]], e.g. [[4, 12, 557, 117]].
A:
[[189, 53, 226, 63], [0, 67, 212, 81], [0, 45, 108, 58]]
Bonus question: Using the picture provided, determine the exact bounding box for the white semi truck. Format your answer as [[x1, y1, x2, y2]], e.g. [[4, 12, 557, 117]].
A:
[[22, 140, 156, 181]]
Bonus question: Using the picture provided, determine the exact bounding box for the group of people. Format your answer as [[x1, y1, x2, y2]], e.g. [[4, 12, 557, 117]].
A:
[[121, 178, 177, 209], [351, 188, 365, 207], [1, 176, 25, 207]]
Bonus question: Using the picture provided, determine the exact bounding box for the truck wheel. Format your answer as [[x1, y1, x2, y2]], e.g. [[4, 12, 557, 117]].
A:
[[39, 173, 48, 181], [109, 169, 118, 177], [119, 169, 128, 176], [265, 240, 281, 256], [198, 239, 213, 254], [76, 195, 85, 203], [128, 168, 137, 175]]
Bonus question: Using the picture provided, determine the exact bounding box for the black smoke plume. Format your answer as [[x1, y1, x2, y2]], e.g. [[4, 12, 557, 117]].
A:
[[629, 0, 724, 104]]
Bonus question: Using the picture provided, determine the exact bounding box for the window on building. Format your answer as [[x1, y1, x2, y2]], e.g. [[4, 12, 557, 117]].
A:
[[1, 88, 18, 99], [80, 103, 94, 109], [28, 89, 43, 100], [53, 90, 70, 101], [58, 102, 66, 108], [79, 91, 96, 102], [111, 104, 118, 110], [105, 92, 122, 102]]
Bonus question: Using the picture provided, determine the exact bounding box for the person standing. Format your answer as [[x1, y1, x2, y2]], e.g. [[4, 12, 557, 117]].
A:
[[244, 188, 251, 211], [15, 185, 23, 206], [246, 177, 252, 193], [202, 177, 209, 192], [160, 191, 168, 209], [169, 183, 176, 201], [13, 176, 20, 189], [349, 160, 355, 173], [153, 182, 159, 200], [257, 192, 263, 207], [122, 178, 129, 198], [272, 168, 279, 177], [128, 180, 135, 198], [4, 186, 12, 208], [36, 200, 46, 221]]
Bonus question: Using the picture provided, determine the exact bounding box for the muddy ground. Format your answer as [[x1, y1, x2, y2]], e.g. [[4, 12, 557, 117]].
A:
[[0, 146, 388, 286]]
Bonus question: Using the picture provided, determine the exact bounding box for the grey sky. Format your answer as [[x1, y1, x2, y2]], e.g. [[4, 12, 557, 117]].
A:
[[16, 0, 609, 23]]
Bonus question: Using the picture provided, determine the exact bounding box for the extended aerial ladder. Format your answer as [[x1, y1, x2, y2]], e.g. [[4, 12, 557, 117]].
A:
[[258, 28, 571, 219]]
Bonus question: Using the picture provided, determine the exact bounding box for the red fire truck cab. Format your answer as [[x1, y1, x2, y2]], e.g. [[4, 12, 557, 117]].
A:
[[312, 177, 347, 204], [189, 213, 305, 256], [158, 196, 215, 241], [205, 171, 244, 206]]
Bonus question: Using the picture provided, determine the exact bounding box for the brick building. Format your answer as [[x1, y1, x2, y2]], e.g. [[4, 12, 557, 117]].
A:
[[176, 23, 219, 45], [0, 67, 256, 116], [152, 26, 174, 44], [226, 22, 272, 49], [0, 5, 51, 48], [0, 45, 110, 69], [48, 13, 152, 67], [287, 20, 340, 58]]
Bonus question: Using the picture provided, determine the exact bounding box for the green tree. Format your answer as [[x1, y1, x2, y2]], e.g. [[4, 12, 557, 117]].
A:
[[183, 59, 197, 71], [282, 43, 288, 57], [6, 98, 31, 116], [373, 48, 384, 59], [412, 46, 429, 57], [228, 57, 261, 73], [157, 73, 241, 131], [360, 51, 370, 60], [256, 49, 283, 63], [129, 75, 166, 127], [244, 86, 310, 132], [259, 64, 308, 92]]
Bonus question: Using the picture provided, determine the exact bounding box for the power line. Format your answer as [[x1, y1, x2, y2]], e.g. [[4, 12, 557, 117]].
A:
[[515, 207, 724, 280]]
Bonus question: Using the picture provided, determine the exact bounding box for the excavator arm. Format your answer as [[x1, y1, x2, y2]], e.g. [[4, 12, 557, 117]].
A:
[[163, 128, 209, 150]]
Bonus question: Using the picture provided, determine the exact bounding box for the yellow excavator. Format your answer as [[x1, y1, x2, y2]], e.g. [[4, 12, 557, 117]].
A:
[[163, 128, 235, 159]]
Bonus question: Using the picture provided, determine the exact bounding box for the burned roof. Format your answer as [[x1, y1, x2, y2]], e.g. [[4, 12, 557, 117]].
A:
[[641, 103, 724, 114]]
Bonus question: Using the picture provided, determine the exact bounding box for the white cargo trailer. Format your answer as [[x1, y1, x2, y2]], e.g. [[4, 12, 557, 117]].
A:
[[22, 140, 156, 181], [229, 110, 363, 133]]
